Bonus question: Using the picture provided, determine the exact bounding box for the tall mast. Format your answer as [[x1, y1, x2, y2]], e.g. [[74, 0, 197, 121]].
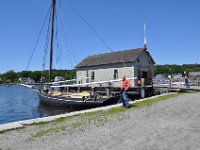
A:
[[49, 0, 56, 83]]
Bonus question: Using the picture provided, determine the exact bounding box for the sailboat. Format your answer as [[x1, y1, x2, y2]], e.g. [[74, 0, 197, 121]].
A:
[[38, 0, 155, 107], [37, 0, 134, 107]]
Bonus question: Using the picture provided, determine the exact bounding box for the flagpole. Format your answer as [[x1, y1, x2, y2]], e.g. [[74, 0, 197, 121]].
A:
[[144, 23, 147, 50]]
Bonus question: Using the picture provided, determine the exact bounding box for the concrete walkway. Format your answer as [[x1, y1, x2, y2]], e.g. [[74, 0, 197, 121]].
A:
[[0, 92, 200, 150]]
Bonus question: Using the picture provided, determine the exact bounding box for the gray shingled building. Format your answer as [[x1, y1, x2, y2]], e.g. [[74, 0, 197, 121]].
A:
[[76, 48, 155, 86]]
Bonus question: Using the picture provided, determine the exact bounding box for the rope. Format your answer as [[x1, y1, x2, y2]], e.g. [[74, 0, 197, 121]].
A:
[[26, 6, 52, 71], [65, 0, 134, 75], [56, 11, 63, 68], [42, 5, 53, 71], [59, 6, 76, 68], [65, 0, 114, 53], [55, 10, 61, 64]]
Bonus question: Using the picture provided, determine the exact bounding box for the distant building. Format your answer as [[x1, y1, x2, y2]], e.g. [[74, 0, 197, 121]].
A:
[[40, 76, 46, 83], [189, 72, 200, 77], [173, 73, 183, 80], [76, 48, 155, 86], [28, 78, 35, 84], [154, 74, 166, 80], [54, 76, 64, 82], [189, 72, 200, 80], [18, 77, 35, 84], [18, 77, 28, 83]]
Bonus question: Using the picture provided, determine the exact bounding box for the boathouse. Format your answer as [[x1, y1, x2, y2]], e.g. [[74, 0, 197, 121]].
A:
[[76, 48, 155, 86]]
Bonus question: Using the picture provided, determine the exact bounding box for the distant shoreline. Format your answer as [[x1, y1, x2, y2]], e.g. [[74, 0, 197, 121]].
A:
[[0, 83, 19, 86]]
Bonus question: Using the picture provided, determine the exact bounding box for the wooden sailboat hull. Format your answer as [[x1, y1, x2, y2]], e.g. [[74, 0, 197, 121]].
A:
[[38, 92, 105, 107]]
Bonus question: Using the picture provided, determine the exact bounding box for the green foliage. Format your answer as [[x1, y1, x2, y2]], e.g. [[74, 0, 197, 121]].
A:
[[1, 63, 200, 83], [154, 64, 200, 76], [0, 74, 2, 84], [0, 69, 76, 84], [32, 121, 50, 126], [1, 70, 17, 83]]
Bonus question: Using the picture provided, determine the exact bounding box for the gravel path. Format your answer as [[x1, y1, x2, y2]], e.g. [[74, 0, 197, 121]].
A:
[[1, 93, 200, 150]]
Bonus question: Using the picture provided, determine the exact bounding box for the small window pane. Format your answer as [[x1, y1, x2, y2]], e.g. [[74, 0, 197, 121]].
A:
[[114, 69, 118, 79], [91, 71, 95, 80]]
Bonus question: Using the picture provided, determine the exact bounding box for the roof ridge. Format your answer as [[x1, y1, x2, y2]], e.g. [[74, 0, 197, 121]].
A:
[[89, 48, 144, 57], [76, 48, 147, 68]]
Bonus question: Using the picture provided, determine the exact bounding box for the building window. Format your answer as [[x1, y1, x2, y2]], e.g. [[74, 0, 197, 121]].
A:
[[138, 69, 141, 78], [114, 69, 118, 79], [149, 59, 152, 64], [137, 58, 140, 63], [91, 71, 95, 80]]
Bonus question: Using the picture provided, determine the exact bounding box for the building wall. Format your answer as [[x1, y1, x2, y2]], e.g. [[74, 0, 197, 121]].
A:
[[77, 63, 135, 87], [76, 51, 154, 87], [133, 51, 154, 79]]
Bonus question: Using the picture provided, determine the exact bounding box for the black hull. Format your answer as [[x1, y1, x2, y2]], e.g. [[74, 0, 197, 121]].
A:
[[38, 92, 105, 107]]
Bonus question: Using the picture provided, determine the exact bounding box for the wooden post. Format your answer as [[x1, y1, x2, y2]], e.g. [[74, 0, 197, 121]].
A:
[[77, 86, 80, 93], [91, 87, 95, 97], [141, 78, 145, 87], [197, 77, 200, 86], [141, 88, 145, 98], [141, 78, 146, 98], [106, 87, 111, 97]]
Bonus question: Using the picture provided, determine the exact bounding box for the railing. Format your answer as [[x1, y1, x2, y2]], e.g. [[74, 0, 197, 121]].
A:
[[153, 79, 200, 86]]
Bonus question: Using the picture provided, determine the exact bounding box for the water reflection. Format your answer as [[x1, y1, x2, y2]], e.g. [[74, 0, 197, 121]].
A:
[[0, 85, 96, 124]]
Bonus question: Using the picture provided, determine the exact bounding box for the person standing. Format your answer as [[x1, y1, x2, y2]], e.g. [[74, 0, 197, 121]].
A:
[[184, 71, 190, 88], [185, 75, 190, 88], [119, 75, 132, 108]]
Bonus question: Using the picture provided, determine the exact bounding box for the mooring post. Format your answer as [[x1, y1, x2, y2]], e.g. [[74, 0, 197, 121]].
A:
[[106, 87, 111, 97], [141, 78, 146, 98], [90, 87, 95, 98], [77, 86, 81, 92], [198, 78, 200, 86]]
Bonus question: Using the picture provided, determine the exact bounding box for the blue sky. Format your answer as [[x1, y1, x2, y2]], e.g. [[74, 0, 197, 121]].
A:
[[0, 0, 200, 73]]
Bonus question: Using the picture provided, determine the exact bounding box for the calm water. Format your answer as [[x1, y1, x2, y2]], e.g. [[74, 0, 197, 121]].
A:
[[0, 85, 85, 125]]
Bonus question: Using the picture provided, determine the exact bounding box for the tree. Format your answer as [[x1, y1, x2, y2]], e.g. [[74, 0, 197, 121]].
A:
[[3, 70, 17, 82]]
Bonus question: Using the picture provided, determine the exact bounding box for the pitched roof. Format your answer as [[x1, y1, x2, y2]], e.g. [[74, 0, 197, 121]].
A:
[[76, 48, 155, 68]]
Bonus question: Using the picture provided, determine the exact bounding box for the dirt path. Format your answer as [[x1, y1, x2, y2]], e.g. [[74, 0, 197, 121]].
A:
[[1, 93, 200, 150]]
